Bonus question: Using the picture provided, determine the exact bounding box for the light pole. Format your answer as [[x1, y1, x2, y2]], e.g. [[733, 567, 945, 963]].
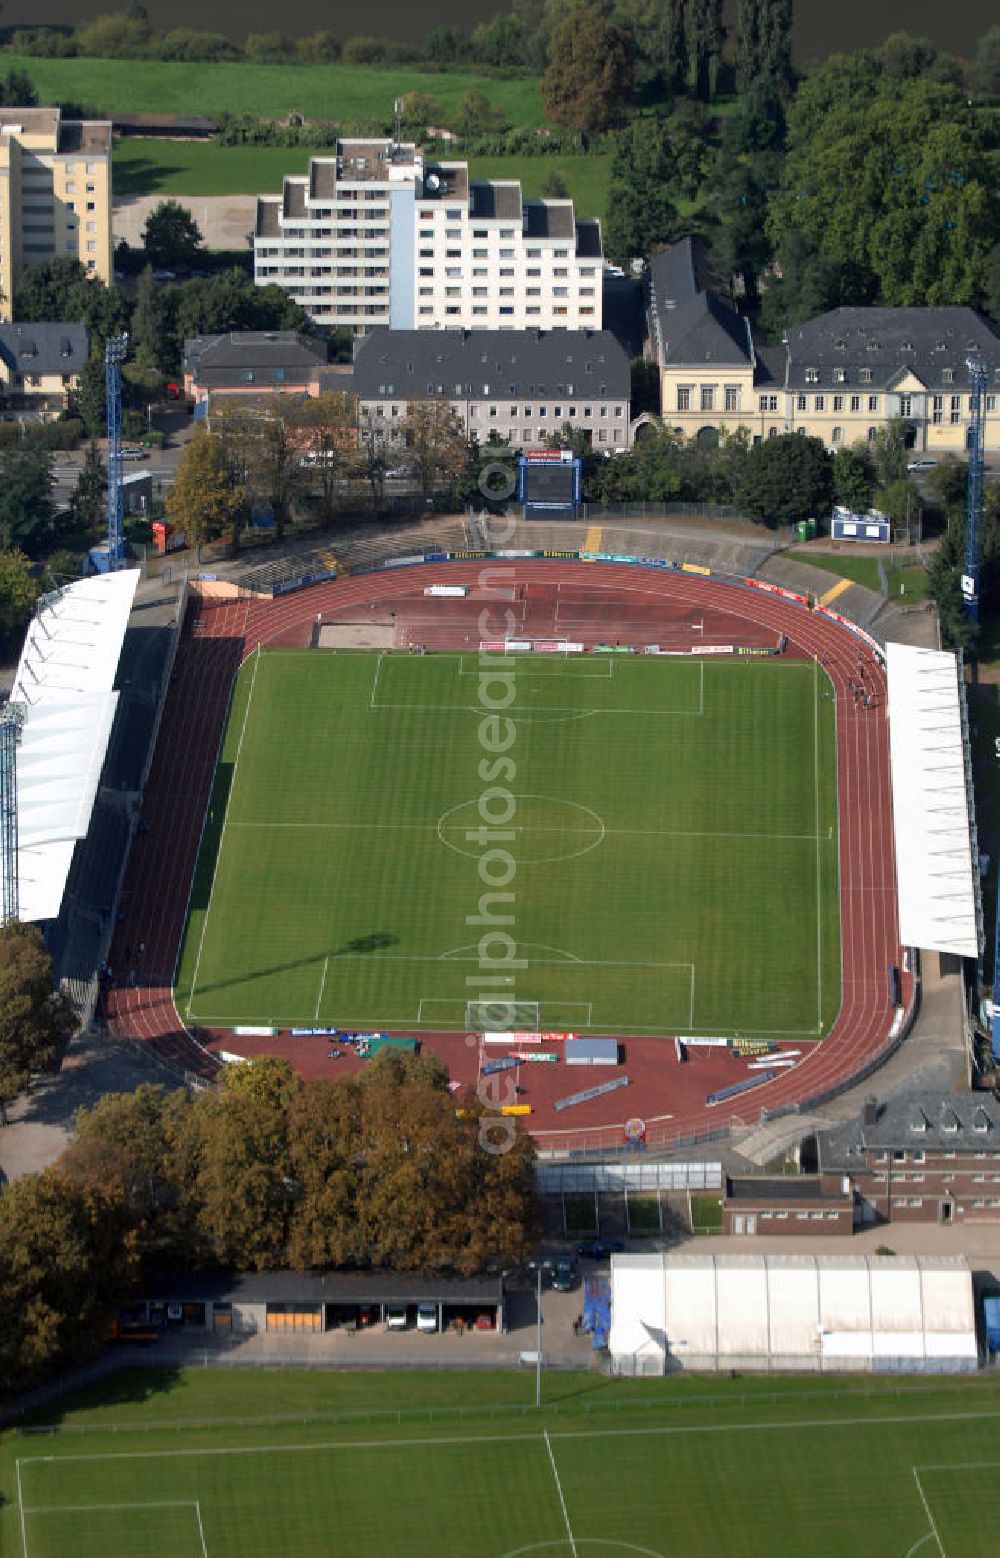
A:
[[527, 1260, 544, 1408]]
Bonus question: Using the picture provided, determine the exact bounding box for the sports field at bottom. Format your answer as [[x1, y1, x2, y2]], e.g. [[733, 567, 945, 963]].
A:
[[5, 1369, 1000, 1556], [176, 649, 840, 1039]]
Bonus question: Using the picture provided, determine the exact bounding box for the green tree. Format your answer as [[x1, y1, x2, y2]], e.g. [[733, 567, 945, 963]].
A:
[[0, 447, 54, 553], [540, 169, 569, 199], [927, 455, 969, 516], [541, 4, 635, 133], [0, 548, 38, 650], [831, 445, 873, 510], [68, 353, 107, 438], [62, 1084, 177, 1257], [736, 433, 833, 525], [451, 89, 509, 137], [397, 91, 445, 130], [974, 25, 1000, 94], [0, 921, 75, 1126], [604, 119, 680, 263], [869, 417, 910, 488], [735, 0, 794, 93], [215, 397, 304, 544], [130, 265, 170, 370], [142, 199, 205, 271], [683, 0, 724, 100], [0, 68, 38, 106], [356, 419, 388, 515], [400, 399, 469, 501], [68, 441, 106, 537], [166, 427, 246, 561], [873, 477, 920, 530], [767, 71, 1000, 315]]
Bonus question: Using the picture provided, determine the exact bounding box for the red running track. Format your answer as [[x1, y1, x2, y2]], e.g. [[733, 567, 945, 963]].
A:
[[106, 562, 904, 1152]]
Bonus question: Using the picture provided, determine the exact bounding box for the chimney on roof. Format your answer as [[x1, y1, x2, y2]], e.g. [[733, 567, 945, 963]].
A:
[[862, 1096, 878, 1127]]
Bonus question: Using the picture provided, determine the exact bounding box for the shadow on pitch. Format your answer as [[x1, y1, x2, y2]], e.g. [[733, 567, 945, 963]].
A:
[[191, 932, 399, 1001]]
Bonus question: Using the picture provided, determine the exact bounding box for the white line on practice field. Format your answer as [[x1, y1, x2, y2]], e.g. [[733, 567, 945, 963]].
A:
[[23, 1406, 1000, 1473], [545, 1431, 578, 1558], [314, 956, 330, 1022], [912, 1469, 947, 1558], [23, 1501, 202, 1515], [187, 646, 261, 1019], [369, 651, 384, 710], [689, 963, 696, 1029], [195, 1500, 209, 1558], [17, 1458, 27, 1558]]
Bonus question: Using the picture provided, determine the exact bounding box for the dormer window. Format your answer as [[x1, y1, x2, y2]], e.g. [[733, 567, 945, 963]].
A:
[[900, 340, 913, 351], [860, 369, 872, 383], [867, 340, 880, 351], [935, 341, 947, 351], [834, 369, 846, 383], [943, 368, 955, 384], [805, 368, 819, 384], [974, 1109, 991, 1134], [941, 1110, 960, 1134]]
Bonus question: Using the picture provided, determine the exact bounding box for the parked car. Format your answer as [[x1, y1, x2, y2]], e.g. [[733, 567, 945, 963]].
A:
[[386, 1306, 408, 1331], [121, 446, 148, 462], [576, 1238, 625, 1260], [551, 1254, 578, 1292], [475, 1312, 495, 1330], [907, 458, 936, 471], [416, 1303, 439, 1333], [386, 463, 418, 478]]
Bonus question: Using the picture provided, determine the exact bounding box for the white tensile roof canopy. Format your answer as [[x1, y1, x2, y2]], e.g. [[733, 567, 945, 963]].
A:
[[609, 1253, 977, 1370], [885, 641, 979, 958], [8, 570, 139, 923]]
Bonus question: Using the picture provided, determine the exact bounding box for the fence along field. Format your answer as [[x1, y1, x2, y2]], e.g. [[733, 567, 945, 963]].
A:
[[175, 648, 840, 1039], [10, 1371, 1000, 1556]]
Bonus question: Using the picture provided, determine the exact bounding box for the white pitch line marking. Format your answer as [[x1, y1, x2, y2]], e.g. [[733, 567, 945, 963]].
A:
[[187, 645, 261, 1019], [544, 1432, 578, 1558], [911, 1469, 946, 1558], [369, 651, 385, 709], [314, 956, 330, 1022]]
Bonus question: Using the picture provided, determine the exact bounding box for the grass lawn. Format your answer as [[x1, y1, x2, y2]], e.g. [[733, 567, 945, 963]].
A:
[[112, 141, 611, 221], [626, 1193, 662, 1232], [113, 139, 339, 198], [689, 1193, 723, 1232], [788, 550, 883, 593], [467, 154, 612, 222], [886, 563, 929, 603], [5, 1367, 1000, 1556], [1, 54, 544, 127], [175, 649, 840, 1040], [564, 1193, 598, 1234]]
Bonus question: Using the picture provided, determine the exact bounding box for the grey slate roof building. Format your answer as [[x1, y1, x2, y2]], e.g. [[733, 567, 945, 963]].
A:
[[353, 327, 629, 399], [353, 327, 632, 450], [647, 236, 752, 369], [0, 320, 88, 381], [819, 1091, 1000, 1170], [183, 331, 327, 395], [785, 307, 1000, 391]]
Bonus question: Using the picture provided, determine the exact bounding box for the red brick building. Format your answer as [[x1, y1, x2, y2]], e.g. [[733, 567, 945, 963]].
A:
[[817, 1091, 1000, 1227], [722, 1176, 854, 1237]]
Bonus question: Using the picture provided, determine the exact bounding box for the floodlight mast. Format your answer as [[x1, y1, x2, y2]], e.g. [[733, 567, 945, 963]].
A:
[[105, 332, 129, 570], [0, 702, 24, 924], [962, 354, 988, 621]]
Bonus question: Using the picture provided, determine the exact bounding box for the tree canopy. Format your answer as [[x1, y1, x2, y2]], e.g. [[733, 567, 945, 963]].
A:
[[766, 65, 1000, 319], [142, 199, 205, 270], [0, 922, 75, 1126], [541, 4, 636, 133], [736, 433, 833, 525], [166, 427, 247, 558]]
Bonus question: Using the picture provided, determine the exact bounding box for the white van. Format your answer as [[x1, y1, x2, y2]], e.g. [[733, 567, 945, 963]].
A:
[[416, 1303, 438, 1334], [386, 1306, 408, 1331]]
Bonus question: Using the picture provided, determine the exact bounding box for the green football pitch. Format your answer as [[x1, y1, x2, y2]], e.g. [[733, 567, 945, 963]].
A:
[[175, 649, 840, 1037], [6, 1369, 1000, 1556]]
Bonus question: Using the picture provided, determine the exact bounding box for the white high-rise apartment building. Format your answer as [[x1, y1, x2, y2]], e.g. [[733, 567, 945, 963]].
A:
[[253, 140, 603, 334]]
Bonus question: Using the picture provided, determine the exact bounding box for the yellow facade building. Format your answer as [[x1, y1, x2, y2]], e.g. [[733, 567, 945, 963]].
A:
[[648, 238, 1000, 455], [0, 108, 112, 320]]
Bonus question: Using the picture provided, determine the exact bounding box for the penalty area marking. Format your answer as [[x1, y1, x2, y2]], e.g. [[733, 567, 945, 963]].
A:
[[17, 1495, 208, 1558], [314, 956, 330, 1022]]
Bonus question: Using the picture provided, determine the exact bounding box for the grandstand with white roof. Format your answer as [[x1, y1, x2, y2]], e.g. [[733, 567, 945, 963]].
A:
[[0, 570, 139, 925]]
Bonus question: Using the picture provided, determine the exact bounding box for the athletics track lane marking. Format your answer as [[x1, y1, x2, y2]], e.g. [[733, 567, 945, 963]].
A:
[[186, 645, 261, 1020]]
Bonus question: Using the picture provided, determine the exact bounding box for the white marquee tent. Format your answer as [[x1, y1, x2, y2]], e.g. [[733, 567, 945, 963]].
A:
[[7, 570, 139, 922], [609, 1253, 978, 1375]]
